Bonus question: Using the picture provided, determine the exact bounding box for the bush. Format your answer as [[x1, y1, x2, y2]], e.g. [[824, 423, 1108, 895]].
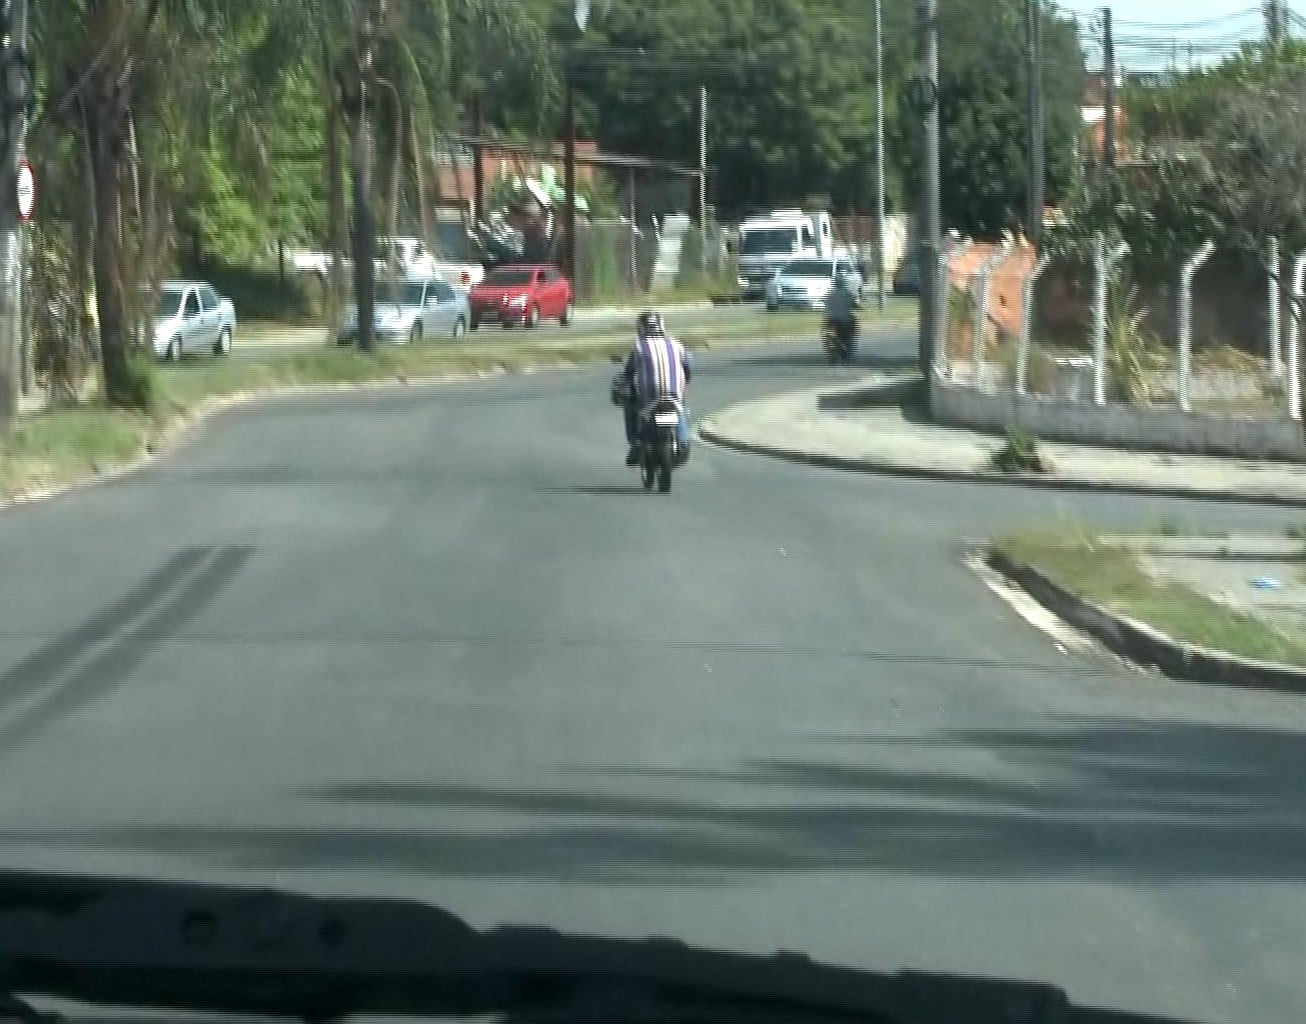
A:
[[202, 261, 322, 323], [117, 352, 159, 415], [989, 425, 1053, 474]]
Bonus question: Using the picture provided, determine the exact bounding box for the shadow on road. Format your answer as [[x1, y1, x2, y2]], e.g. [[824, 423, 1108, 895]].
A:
[[534, 484, 649, 497], [9, 716, 1306, 888]]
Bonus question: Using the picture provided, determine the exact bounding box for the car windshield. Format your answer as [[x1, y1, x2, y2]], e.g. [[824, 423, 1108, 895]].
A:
[[155, 290, 183, 318], [4, 12, 1299, 1024], [740, 228, 797, 254], [484, 269, 535, 285], [377, 281, 425, 306], [780, 260, 834, 278]]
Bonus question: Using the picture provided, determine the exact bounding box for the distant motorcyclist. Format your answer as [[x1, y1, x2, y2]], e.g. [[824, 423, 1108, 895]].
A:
[[612, 311, 692, 466], [823, 266, 860, 347]]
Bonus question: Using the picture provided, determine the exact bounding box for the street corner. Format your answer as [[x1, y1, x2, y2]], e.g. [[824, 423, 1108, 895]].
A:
[[984, 529, 1306, 694]]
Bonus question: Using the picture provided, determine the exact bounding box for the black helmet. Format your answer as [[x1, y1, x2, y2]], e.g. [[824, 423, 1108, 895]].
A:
[[636, 311, 665, 336]]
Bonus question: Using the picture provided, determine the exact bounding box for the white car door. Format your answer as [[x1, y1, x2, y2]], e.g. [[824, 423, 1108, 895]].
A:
[[178, 289, 205, 354], [199, 284, 223, 348], [430, 281, 457, 333]]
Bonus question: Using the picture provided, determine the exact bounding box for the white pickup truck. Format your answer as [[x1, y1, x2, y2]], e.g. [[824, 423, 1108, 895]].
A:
[[735, 210, 854, 299], [289, 236, 484, 289]]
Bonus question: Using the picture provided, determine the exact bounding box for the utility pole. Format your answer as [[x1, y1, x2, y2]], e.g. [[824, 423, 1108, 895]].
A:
[[1103, 7, 1116, 171], [697, 84, 708, 272], [351, 0, 382, 353], [914, 0, 942, 379], [1267, 0, 1285, 47], [0, 0, 29, 430], [471, 93, 484, 226], [874, 0, 886, 311], [563, 71, 576, 283], [1026, 0, 1045, 246]]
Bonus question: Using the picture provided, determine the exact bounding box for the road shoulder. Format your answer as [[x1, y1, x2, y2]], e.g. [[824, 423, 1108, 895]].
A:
[[985, 532, 1306, 692], [698, 378, 1306, 506]]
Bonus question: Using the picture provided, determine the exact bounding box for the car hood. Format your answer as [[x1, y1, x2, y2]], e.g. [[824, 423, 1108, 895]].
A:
[[775, 275, 833, 289], [470, 285, 530, 303], [341, 300, 418, 323]]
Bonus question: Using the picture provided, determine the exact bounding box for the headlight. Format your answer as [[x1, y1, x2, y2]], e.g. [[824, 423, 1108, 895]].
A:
[[508, 294, 528, 307]]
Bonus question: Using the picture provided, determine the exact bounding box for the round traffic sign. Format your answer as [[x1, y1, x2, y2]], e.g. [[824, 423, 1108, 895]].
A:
[[15, 158, 34, 222]]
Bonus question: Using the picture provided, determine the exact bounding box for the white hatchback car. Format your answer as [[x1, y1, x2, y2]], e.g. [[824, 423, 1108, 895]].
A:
[[150, 280, 237, 361]]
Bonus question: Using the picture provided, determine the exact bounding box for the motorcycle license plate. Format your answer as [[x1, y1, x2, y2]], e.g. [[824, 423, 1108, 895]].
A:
[[653, 412, 679, 426]]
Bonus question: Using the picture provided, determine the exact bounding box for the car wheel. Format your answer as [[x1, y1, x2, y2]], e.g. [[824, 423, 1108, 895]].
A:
[[526, 304, 540, 329], [560, 300, 574, 326], [214, 327, 232, 357], [166, 338, 181, 363], [410, 323, 423, 345], [452, 316, 467, 340]]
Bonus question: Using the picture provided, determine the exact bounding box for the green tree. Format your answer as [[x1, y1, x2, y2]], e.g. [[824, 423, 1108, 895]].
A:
[[892, 0, 1083, 237]]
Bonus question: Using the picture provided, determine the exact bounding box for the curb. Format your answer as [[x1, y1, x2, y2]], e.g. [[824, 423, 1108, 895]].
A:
[[698, 404, 1306, 508], [574, 301, 715, 320], [816, 376, 923, 411], [985, 548, 1306, 692]]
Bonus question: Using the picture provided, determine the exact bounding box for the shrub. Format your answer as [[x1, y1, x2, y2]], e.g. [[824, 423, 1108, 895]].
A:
[[117, 352, 159, 415]]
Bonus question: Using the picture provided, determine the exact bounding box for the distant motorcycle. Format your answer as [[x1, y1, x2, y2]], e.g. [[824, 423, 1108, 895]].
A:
[[821, 316, 858, 365]]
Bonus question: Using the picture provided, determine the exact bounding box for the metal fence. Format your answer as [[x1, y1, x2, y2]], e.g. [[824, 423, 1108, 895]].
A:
[[941, 233, 1293, 422], [573, 219, 729, 302]]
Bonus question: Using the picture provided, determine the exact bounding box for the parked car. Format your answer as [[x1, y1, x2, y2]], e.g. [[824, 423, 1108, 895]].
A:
[[764, 257, 863, 311], [468, 264, 574, 330], [893, 251, 921, 295], [336, 278, 469, 345], [150, 280, 236, 361]]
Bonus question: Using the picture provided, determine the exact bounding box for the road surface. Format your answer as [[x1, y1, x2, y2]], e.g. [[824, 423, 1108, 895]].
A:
[[0, 332, 1303, 1022]]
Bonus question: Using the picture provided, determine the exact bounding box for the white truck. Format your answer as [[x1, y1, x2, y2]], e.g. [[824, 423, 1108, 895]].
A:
[[735, 210, 852, 299], [288, 236, 484, 290]]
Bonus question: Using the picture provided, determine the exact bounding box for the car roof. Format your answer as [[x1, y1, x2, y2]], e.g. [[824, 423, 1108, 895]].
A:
[[159, 280, 207, 290]]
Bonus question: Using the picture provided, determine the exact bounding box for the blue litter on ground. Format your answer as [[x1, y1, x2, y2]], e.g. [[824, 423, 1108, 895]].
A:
[[1251, 576, 1283, 590]]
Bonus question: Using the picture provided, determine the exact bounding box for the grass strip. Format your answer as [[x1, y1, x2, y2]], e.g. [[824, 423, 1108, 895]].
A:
[[993, 529, 1306, 668]]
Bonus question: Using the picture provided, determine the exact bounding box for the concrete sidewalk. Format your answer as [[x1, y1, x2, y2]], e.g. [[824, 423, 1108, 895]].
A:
[[698, 376, 1306, 505]]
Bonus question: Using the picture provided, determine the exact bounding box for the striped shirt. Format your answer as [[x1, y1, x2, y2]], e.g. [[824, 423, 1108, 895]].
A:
[[631, 333, 689, 403]]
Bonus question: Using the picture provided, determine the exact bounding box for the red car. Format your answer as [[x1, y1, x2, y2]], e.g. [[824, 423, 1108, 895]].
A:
[[468, 264, 575, 330]]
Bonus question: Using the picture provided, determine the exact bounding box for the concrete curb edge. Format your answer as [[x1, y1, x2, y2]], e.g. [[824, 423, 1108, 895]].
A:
[[697, 410, 1306, 508], [985, 548, 1306, 692]]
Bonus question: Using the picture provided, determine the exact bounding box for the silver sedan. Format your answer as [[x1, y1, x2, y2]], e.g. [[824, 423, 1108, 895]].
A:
[[337, 278, 470, 345]]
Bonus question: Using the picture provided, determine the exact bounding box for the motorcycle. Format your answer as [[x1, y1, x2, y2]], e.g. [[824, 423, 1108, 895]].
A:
[[611, 371, 689, 494], [635, 397, 689, 493], [821, 316, 858, 365]]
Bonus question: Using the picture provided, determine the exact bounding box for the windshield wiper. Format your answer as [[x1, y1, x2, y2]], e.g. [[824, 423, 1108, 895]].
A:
[[0, 870, 1197, 1023]]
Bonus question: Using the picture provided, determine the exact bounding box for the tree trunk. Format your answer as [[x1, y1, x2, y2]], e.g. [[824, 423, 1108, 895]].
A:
[[387, 98, 402, 247], [411, 108, 430, 251], [86, 101, 132, 406], [351, 87, 376, 352], [323, 44, 345, 329], [77, 97, 99, 365]]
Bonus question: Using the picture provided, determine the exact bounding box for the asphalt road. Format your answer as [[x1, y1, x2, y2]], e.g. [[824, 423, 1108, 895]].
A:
[[1, 331, 1305, 1022]]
